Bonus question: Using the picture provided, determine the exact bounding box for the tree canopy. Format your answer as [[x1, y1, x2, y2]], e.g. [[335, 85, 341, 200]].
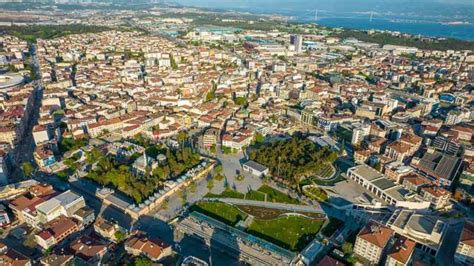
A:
[[248, 137, 337, 185], [86, 145, 200, 203]]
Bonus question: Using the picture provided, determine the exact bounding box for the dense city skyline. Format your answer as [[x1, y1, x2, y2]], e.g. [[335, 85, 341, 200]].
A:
[[0, 1, 473, 266]]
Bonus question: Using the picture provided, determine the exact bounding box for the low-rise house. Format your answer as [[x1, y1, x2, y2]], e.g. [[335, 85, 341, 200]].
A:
[[354, 149, 372, 164], [242, 160, 269, 177], [68, 234, 109, 265], [124, 231, 172, 262], [0, 242, 31, 266], [94, 217, 127, 243], [40, 254, 74, 266], [33, 143, 56, 168], [401, 174, 430, 193]]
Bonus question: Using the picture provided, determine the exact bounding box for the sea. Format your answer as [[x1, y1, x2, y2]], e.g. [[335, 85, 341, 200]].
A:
[[175, 1, 474, 40], [310, 17, 474, 41]]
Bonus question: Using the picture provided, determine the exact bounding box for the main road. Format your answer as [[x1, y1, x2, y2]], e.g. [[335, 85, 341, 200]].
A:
[[11, 43, 43, 180]]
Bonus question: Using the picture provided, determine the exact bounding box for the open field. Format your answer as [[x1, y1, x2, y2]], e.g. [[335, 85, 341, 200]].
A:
[[245, 190, 266, 201], [206, 185, 300, 204], [191, 200, 326, 251], [247, 216, 324, 251], [236, 205, 325, 220], [205, 188, 245, 199], [257, 185, 300, 204], [190, 201, 247, 226]]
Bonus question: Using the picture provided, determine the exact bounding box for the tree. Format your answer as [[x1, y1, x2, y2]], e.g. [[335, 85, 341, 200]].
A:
[[178, 190, 187, 205], [342, 242, 353, 255], [327, 152, 338, 163], [114, 231, 126, 242], [210, 144, 217, 154], [215, 164, 223, 174], [134, 256, 152, 266], [252, 132, 265, 145], [205, 90, 215, 102], [374, 162, 382, 171], [234, 96, 248, 106], [161, 198, 169, 210], [189, 181, 197, 193], [177, 131, 188, 146], [170, 54, 178, 70], [207, 179, 214, 191], [22, 162, 34, 177], [214, 173, 225, 181]]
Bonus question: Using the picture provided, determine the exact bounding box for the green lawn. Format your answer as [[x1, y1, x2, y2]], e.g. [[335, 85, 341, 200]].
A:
[[205, 188, 245, 199], [204, 186, 299, 204], [247, 216, 324, 251], [191, 201, 247, 226], [245, 190, 266, 201], [257, 185, 300, 204]]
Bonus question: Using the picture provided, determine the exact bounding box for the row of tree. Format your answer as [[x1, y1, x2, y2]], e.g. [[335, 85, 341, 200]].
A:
[[85, 144, 200, 203]]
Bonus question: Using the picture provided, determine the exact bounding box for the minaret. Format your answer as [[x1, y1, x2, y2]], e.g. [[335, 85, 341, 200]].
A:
[[143, 151, 148, 168]]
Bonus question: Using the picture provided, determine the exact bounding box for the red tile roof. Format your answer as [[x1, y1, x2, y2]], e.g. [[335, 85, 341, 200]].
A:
[[460, 220, 474, 247], [357, 221, 393, 249], [387, 236, 415, 264]]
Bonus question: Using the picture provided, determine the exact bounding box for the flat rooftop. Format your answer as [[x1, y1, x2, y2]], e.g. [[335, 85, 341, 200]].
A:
[[243, 160, 268, 172], [385, 186, 411, 201], [349, 164, 384, 181], [372, 178, 397, 191]]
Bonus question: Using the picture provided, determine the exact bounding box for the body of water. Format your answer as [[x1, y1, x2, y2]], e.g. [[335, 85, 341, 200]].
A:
[[175, 0, 474, 41], [312, 17, 474, 40]]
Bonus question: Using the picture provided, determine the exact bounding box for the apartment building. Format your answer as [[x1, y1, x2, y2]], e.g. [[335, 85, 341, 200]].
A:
[[455, 220, 474, 265], [35, 215, 81, 249], [385, 236, 415, 266], [354, 221, 394, 265], [35, 190, 86, 224]]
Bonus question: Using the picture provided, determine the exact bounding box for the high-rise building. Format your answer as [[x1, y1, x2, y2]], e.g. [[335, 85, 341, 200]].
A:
[[290, 34, 303, 53]]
